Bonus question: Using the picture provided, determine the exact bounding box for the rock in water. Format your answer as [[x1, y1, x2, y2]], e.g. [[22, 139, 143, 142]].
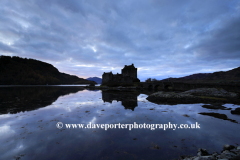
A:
[[231, 107, 240, 115], [202, 104, 229, 110], [223, 144, 235, 151]]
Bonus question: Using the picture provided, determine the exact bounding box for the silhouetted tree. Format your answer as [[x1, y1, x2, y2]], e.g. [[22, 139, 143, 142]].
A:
[[152, 78, 157, 81], [145, 78, 151, 82]]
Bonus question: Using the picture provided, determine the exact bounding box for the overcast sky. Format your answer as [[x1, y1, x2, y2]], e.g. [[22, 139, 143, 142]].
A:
[[0, 0, 240, 81]]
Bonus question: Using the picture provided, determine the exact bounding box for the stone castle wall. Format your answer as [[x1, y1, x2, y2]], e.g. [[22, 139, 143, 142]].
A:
[[102, 64, 138, 84], [122, 65, 137, 79], [102, 72, 113, 84]]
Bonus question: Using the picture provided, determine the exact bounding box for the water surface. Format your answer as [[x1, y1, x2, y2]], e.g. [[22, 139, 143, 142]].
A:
[[0, 86, 240, 160]]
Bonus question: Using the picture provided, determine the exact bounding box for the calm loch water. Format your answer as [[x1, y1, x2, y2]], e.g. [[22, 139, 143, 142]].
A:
[[0, 86, 240, 160]]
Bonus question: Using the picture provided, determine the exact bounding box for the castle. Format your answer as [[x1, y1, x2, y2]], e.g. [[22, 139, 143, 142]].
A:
[[102, 64, 140, 84]]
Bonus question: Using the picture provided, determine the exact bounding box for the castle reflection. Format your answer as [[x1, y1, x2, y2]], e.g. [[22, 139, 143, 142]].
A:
[[101, 91, 140, 111]]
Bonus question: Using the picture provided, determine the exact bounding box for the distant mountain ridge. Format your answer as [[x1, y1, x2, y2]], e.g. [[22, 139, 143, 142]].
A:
[[180, 73, 212, 80], [87, 77, 102, 84], [0, 55, 96, 85], [162, 66, 240, 83]]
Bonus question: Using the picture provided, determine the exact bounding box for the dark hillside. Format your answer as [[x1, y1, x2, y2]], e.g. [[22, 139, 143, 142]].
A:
[[161, 66, 240, 84], [0, 55, 96, 85]]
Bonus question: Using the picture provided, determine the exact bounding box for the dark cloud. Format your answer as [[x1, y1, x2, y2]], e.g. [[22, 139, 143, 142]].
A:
[[191, 15, 240, 60], [0, 0, 239, 81]]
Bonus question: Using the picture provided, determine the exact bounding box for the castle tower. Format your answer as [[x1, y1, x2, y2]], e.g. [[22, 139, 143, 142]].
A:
[[121, 63, 137, 79], [102, 71, 113, 84]]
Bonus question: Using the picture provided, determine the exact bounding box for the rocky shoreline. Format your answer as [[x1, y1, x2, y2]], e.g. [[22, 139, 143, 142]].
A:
[[146, 88, 240, 104], [179, 144, 240, 160]]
